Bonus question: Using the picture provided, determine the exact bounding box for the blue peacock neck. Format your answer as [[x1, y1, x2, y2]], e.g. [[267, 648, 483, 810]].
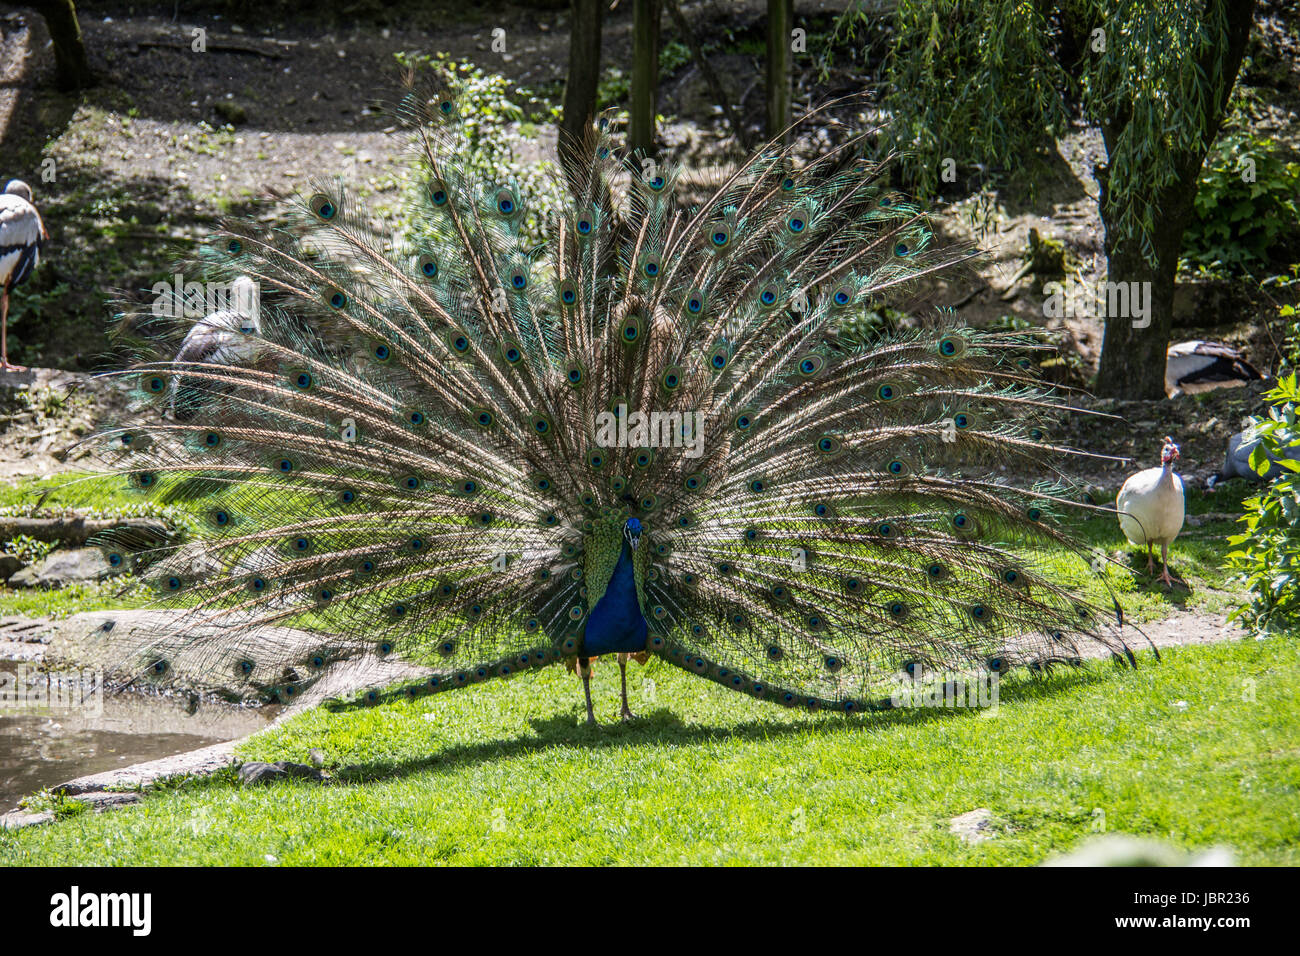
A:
[[582, 538, 649, 657]]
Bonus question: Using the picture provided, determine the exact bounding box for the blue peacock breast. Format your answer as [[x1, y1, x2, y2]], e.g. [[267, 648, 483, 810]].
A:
[[582, 541, 648, 656]]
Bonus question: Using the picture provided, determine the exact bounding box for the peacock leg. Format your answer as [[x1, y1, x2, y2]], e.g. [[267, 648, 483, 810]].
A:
[[579, 657, 597, 725], [1159, 542, 1174, 590], [618, 654, 636, 721], [1145, 543, 1155, 576]]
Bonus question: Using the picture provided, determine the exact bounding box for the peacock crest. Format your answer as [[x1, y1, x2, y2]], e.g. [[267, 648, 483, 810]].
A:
[[75, 82, 1138, 721]]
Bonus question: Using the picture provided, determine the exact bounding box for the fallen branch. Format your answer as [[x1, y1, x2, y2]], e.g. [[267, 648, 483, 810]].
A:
[[0, 516, 176, 548]]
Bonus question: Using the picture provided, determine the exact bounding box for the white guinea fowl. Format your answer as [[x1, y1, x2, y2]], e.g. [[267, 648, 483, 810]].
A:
[[1117, 436, 1185, 589]]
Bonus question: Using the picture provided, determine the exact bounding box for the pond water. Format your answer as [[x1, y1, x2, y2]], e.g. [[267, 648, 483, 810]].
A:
[[0, 660, 272, 811]]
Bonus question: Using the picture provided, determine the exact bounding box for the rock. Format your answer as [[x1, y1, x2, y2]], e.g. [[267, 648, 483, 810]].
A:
[[213, 100, 248, 125], [238, 760, 323, 786], [7, 548, 122, 589], [950, 808, 999, 844], [70, 791, 142, 812], [55, 740, 239, 795], [0, 809, 54, 829], [0, 553, 24, 583]]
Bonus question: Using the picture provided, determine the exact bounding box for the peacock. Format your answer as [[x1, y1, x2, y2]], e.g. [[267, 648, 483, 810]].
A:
[[72, 86, 1141, 724]]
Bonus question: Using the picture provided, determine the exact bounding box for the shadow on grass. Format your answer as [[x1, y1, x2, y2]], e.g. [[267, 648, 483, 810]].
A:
[[326, 665, 1116, 788], [1118, 549, 1194, 604]]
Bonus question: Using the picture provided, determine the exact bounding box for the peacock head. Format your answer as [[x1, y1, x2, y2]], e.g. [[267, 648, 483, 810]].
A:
[[1160, 436, 1180, 466], [624, 517, 642, 550]]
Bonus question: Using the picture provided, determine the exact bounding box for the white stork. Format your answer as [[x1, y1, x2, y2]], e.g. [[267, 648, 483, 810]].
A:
[[1165, 340, 1262, 397], [0, 180, 48, 372]]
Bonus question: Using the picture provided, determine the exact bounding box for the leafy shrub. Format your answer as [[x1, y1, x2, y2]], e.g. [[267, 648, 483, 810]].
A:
[[1183, 131, 1300, 273], [1227, 373, 1300, 634], [396, 54, 567, 250]]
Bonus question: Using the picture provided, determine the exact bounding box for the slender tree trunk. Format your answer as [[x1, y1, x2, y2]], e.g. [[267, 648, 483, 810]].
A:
[[30, 0, 95, 91], [629, 0, 661, 155], [1093, 165, 1188, 399], [560, 0, 604, 185], [766, 0, 793, 141], [1093, 0, 1255, 398]]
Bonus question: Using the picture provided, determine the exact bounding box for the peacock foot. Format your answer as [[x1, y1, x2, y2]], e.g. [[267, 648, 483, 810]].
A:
[[1159, 568, 1175, 590], [0, 362, 27, 373], [620, 706, 637, 722]]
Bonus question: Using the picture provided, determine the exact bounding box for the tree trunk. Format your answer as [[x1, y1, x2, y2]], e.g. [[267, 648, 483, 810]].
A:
[[1093, 171, 1188, 399], [766, 0, 793, 141], [1093, 0, 1256, 398], [559, 0, 604, 186], [30, 0, 95, 91], [629, 0, 661, 155]]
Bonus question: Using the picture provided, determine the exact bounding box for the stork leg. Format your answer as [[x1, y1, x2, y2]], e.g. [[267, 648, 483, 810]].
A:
[[1159, 542, 1175, 590], [0, 289, 27, 372], [578, 656, 597, 726], [618, 653, 637, 721]]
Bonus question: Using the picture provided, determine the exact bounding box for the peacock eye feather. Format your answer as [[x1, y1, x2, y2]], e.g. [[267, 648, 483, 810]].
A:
[[620, 315, 643, 345], [309, 193, 337, 220], [494, 187, 520, 217], [937, 334, 968, 358]]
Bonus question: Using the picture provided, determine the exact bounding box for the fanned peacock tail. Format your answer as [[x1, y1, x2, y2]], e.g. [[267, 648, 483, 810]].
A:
[[70, 84, 1139, 716]]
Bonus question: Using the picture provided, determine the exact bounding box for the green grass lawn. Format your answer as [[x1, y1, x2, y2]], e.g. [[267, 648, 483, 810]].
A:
[[3, 635, 1296, 865]]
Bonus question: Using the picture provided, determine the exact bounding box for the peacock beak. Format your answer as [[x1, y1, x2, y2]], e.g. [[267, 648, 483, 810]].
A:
[[629, 533, 641, 550]]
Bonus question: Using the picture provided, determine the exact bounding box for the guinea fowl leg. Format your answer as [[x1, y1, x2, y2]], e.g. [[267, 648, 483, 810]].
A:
[[1159, 542, 1175, 590], [618, 654, 636, 721], [579, 657, 597, 726], [0, 289, 27, 372]]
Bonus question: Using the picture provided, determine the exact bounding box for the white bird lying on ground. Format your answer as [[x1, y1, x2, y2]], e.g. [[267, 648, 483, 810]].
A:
[[168, 276, 262, 421], [1207, 428, 1290, 489], [1117, 436, 1186, 590], [0, 179, 48, 372], [1165, 340, 1262, 397]]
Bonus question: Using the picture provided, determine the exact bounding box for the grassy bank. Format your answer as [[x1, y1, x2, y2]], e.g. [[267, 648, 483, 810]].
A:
[[2, 636, 1296, 865]]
